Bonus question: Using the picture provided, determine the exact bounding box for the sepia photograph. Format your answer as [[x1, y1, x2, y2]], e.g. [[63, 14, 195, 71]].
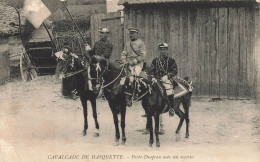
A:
[[0, 0, 259, 161]]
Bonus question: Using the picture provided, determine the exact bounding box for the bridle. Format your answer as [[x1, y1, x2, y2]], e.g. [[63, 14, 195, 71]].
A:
[[88, 62, 106, 82], [124, 77, 153, 103], [89, 61, 126, 98]]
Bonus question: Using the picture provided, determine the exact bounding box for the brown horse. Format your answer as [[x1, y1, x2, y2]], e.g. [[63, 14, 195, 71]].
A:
[[88, 56, 128, 145], [124, 76, 192, 147], [55, 52, 100, 137]]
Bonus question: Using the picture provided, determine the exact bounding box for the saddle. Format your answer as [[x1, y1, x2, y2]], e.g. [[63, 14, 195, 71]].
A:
[[158, 76, 191, 100]]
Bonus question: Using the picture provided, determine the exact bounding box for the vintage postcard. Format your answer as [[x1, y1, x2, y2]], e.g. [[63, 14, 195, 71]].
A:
[[0, 0, 259, 162]]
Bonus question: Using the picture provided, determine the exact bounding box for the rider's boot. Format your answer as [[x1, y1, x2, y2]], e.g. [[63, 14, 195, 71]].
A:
[[168, 94, 175, 117]]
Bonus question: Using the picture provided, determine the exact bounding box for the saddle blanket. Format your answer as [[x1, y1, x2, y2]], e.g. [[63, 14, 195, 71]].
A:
[[173, 82, 189, 99]]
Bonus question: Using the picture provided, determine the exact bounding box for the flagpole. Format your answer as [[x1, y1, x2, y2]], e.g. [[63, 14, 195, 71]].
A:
[[61, 1, 88, 45], [43, 22, 58, 52]]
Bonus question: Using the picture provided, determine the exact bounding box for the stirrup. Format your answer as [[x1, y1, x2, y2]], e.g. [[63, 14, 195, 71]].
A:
[[169, 108, 175, 117]]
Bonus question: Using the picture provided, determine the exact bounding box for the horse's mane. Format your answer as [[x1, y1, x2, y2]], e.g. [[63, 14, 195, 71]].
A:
[[108, 60, 124, 72]]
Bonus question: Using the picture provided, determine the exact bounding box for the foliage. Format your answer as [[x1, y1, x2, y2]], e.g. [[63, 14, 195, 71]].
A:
[[52, 17, 90, 32]]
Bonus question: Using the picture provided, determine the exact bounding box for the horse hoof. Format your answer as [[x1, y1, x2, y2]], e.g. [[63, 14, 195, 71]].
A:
[[114, 140, 120, 146], [121, 137, 126, 145], [94, 133, 99, 137], [94, 129, 99, 137], [142, 129, 149, 135], [149, 143, 152, 147], [175, 133, 181, 142], [121, 141, 125, 145], [82, 130, 87, 136], [156, 144, 160, 148], [185, 134, 189, 138], [159, 129, 165, 135]]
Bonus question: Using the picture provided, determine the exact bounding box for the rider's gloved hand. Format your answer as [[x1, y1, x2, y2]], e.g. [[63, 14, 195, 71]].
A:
[[168, 73, 176, 79], [127, 60, 134, 66], [61, 53, 69, 60], [85, 44, 91, 51], [152, 77, 157, 83]]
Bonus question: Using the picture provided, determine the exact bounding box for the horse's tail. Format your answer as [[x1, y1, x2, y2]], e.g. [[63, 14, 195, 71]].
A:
[[183, 76, 193, 106], [189, 93, 192, 106]]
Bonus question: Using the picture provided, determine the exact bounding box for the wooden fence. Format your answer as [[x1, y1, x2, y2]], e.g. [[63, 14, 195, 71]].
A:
[[123, 4, 258, 99], [91, 12, 124, 60]]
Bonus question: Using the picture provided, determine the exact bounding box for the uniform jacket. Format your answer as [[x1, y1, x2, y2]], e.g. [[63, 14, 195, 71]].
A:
[[151, 56, 178, 79], [91, 39, 113, 59], [121, 39, 146, 65]]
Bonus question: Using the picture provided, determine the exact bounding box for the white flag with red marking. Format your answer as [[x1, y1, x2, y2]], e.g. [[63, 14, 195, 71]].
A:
[[23, 0, 51, 28]]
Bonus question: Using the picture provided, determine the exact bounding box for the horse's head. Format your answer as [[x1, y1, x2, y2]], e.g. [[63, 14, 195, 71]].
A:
[[123, 76, 135, 107], [88, 55, 108, 96], [55, 46, 86, 78], [124, 76, 151, 107], [54, 46, 88, 97]]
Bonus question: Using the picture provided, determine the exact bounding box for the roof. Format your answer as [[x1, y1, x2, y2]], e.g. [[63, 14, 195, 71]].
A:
[[118, 0, 256, 5], [0, 2, 26, 36]]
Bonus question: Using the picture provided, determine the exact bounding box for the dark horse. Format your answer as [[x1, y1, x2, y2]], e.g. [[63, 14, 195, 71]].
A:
[[55, 52, 100, 137], [88, 56, 128, 145], [124, 76, 192, 147]]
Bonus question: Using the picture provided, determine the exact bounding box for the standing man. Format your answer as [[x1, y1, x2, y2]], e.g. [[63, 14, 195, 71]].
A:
[[121, 28, 146, 79], [150, 43, 178, 117], [85, 27, 113, 60]]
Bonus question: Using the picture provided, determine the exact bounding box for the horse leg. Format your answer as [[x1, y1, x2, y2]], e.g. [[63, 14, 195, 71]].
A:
[[154, 115, 160, 147], [108, 100, 120, 145], [80, 95, 88, 136], [112, 112, 120, 145], [174, 105, 185, 135], [147, 116, 154, 147], [142, 117, 150, 135], [182, 97, 190, 138], [159, 115, 165, 135], [120, 104, 127, 144], [90, 98, 99, 137]]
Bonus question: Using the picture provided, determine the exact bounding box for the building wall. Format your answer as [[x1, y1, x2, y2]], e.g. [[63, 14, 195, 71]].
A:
[[124, 3, 257, 99], [0, 37, 10, 84], [255, 3, 260, 102], [91, 12, 124, 60]]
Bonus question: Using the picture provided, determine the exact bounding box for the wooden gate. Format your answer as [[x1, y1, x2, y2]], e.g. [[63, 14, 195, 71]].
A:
[[91, 12, 124, 60]]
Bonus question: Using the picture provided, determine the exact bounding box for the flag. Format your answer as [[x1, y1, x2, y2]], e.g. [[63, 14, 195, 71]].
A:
[[23, 0, 51, 28]]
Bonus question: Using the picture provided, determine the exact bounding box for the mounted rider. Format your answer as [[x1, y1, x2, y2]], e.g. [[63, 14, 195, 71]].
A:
[[85, 27, 113, 60], [121, 27, 146, 82], [150, 43, 177, 117]]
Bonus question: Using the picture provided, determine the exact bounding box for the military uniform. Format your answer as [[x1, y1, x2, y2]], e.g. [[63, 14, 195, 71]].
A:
[[121, 28, 146, 76], [84, 28, 112, 91], [91, 39, 113, 59], [151, 56, 178, 79], [151, 43, 176, 117], [85, 28, 113, 60]]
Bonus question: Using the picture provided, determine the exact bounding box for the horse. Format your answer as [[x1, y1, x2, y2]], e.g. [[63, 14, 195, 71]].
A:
[[88, 56, 128, 145], [124, 76, 193, 147], [55, 51, 100, 137]]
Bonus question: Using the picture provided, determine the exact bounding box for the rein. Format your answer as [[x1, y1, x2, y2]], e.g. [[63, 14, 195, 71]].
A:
[[133, 90, 149, 103], [103, 64, 125, 88], [124, 78, 154, 103], [124, 86, 149, 103], [63, 69, 86, 78]]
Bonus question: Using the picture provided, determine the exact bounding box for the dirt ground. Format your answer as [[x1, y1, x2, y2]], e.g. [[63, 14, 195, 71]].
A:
[[0, 76, 259, 162]]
